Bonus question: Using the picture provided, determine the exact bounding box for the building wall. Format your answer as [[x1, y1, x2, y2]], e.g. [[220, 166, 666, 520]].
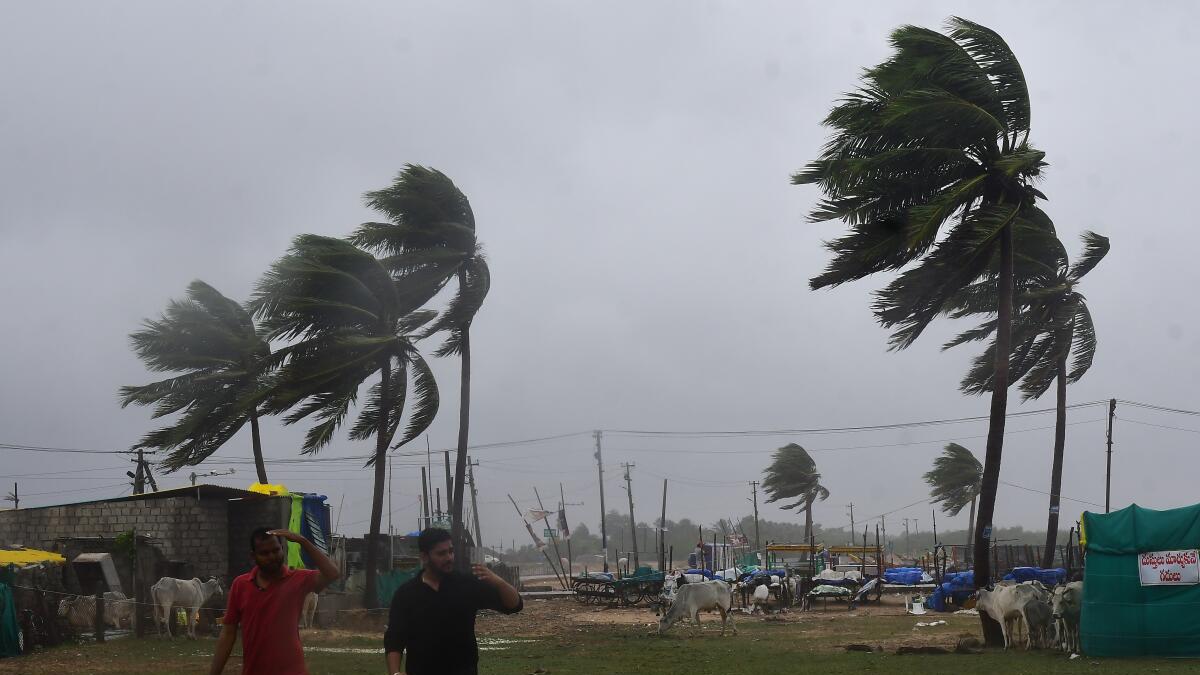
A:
[[227, 497, 292, 579], [0, 496, 229, 580]]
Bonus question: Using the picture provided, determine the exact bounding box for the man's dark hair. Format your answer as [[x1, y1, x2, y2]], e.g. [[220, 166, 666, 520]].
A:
[[250, 527, 280, 552], [418, 528, 453, 554]]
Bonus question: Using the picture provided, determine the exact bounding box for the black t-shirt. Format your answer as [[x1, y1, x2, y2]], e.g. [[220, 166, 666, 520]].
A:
[[384, 571, 523, 675]]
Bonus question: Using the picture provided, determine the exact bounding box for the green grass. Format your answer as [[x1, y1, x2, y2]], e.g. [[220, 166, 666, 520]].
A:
[[7, 616, 1200, 674]]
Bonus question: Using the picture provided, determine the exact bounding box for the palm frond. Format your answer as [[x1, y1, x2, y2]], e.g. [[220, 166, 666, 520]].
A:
[[1068, 231, 1110, 282]]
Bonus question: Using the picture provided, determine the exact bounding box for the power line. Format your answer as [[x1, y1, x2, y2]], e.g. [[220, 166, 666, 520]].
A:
[[0, 442, 134, 455], [1117, 400, 1200, 417], [601, 400, 1109, 438], [998, 480, 1105, 509], [1115, 416, 1200, 435]]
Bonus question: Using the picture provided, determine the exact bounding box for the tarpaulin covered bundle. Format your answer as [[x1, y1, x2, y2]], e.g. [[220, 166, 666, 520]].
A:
[[883, 567, 923, 584], [928, 570, 976, 611], [1004, 566, 1066, 585], [1081, 504, 1200, 657]]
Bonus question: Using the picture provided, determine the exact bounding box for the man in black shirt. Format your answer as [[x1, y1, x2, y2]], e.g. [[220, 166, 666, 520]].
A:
[[385, 528, 522, 675]]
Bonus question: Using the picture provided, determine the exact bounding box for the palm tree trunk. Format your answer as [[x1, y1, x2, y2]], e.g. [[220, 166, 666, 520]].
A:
[[975, 222, 1014, 647], [363, 357, 392, 608], [966, 496, 976, 566], [1042, 357, 1068, 568], [249, 410, 268, 484], [451, 315, 472, 571]]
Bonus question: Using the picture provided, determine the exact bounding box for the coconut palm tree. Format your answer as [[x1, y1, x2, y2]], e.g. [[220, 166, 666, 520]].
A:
[[350, 165, 489, 564], [762, 443, 830, 541], [251, 234, 439, 606], [924, 443, 983, 564], [794, 19, 1053, 620], [119, 280, 273, 483], [945, 232, 1109, 566]]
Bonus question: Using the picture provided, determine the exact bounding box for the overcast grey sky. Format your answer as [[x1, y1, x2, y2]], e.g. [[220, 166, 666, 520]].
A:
[[2, 2, 1197, 549]]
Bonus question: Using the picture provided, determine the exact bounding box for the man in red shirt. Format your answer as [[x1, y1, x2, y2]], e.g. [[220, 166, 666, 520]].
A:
[[209, 527, 340, 675]]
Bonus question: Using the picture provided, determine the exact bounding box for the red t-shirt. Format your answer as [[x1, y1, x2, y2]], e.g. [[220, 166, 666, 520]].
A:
[[223, 566, 319, 675]]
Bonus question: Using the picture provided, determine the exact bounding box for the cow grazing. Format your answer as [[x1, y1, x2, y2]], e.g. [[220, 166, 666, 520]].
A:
[[151, 576, 224, 639], [300, 592, 318, 629], [58, 592, 134, 630], [657, 579, 736, 636], [1051, 581, 1083, 653]]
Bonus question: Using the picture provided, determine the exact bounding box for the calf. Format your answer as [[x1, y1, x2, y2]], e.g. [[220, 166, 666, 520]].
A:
[[58, 592, 134, 630], [657, 580, 736, 636]]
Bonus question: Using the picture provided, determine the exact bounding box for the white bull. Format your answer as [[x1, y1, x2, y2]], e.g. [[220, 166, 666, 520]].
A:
[[1051, 581, 1083, 653], [977, 583, 1049, 650], [657, 579, 736, 636], [151, 576, 223, 639]]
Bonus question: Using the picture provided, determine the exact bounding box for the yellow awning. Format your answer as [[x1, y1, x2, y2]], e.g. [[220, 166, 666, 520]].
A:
[[0, 548, 65, 566]]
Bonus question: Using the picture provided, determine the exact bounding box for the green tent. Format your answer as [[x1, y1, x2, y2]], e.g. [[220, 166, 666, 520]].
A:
[[0, 580, 18, 657], [1081, 503, 1200, 657]]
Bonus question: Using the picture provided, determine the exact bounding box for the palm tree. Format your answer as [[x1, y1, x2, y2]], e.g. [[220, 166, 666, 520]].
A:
[[794, 19, 1052, 621], [350, 165, 489, 563], [251, 234, 440, 606], [945, 232, 1109, 567], [762, 443, 830, 541], [924, 443, 982, 564], [119, 280, 273, 483]]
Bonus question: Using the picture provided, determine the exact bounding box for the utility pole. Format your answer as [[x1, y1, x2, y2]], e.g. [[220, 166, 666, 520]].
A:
[[914, 518, 920, 554], [1105, 398, 1116, 513], [622, 462, 638, 569], [846, 503, 855, 546], [5, 483, 16, 510], [749, 481, 761, 565], [881, 514, 888, 557], [903, 518, 911, 557], [660, 479, 668, 571], [560, 483, 577, 577], [594, 430, 609, 572], [468, 457, 483, 556], [420, 467, 431, 528], [443, 451, 453, 523], [534, 486, 566, 581]]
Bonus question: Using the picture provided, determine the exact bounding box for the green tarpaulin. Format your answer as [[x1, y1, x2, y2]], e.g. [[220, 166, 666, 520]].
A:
[[0, 581, 19, 658], [1081, 503, 1200, 657], [376, 568, 421, 606]]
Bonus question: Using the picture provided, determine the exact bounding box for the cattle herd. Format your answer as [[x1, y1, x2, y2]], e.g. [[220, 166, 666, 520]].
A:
[[654, 568, 1086, 654], [54, 575, 321, 639]]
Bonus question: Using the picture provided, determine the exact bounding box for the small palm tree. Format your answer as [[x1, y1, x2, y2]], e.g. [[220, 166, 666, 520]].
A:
[[946, 232, 1109, 566], [351, 165, 490, 562], [762, 443, 830, 541], [119, 280, 273, 483], [924, 443, 982, 564], [251, 234, 440, 606]]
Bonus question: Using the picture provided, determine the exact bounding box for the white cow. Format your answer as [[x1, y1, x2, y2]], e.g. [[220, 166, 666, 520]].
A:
[[300, 592, 318, 629], [977, 583, 1049, 650], [1051, 581, 1083, 653], [151, 576, 223, 639], [58, 592, 133, 630], [748, 583, 771, 614], [657, 579, 736, 636]]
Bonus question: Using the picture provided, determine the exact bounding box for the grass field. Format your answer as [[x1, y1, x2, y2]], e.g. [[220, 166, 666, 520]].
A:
[[4, 600, 1200, 674]]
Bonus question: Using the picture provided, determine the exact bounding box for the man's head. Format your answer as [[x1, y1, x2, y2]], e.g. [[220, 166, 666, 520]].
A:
[[250, 527, 286, 574], [418, 528, 454, 576]]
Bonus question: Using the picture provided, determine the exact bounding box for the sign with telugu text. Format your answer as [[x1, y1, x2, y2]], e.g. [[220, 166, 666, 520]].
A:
[[1139, 549, 1200, 586]]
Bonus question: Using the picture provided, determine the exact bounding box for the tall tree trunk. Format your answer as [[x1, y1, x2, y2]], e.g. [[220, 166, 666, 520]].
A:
[[451, 312, 472, 571], [975, 223, 1014, 647], [1042, 357, 1068, 568], [966, 496, 976, 566], [249, 410, 268, 484], [363, 358, 392, 608]]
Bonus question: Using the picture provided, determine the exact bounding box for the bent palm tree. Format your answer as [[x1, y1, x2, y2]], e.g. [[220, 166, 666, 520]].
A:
[[251, 235, 439, 606], [351, 165, 489, 563], [795, 20, 1052, 638], [945, 232, 1109, 566], [119, 280, 273, 483], [762, 443, 830, 541], [924, 443, 983, 564]]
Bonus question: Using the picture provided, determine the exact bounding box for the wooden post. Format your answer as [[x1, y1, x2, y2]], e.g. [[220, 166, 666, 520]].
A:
[[94, 592, 105, 643], [534, 487, 566, 582]]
